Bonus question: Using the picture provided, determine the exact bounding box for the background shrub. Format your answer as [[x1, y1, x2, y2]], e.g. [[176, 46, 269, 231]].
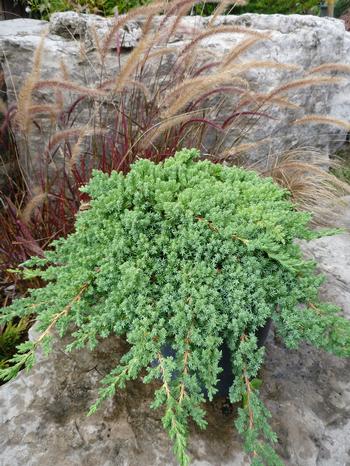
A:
[[21, 0, 328, 18], [334, 0, 350, 16], [23, 0, 150, 17], [0, 318, 31, 375], [234, 0, 320, 15]]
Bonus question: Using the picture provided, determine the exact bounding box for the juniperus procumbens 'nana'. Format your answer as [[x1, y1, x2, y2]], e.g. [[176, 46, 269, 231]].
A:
[[1, 149, 350, 465]]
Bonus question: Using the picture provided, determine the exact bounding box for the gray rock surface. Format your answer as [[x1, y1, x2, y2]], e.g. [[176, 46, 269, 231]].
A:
[[0, 203, 350, 466], [1, 12, 350, 182]]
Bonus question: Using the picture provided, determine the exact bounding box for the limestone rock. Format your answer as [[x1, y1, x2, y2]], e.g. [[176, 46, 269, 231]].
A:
[[1, 12, 350, 181]]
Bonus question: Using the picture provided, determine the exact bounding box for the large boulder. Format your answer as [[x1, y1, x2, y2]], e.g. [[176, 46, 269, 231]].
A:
[[1, 12, 350, 183], [0, 202, 350, 466]]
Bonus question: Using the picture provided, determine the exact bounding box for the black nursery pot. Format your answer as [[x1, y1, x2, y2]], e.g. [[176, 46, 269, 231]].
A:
[[213, 319, 272, 398], [160, 319, 272, 399]]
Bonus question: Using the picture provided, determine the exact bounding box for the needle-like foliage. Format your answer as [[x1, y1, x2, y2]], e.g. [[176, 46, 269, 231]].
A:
[[1, 148, 349, 465]]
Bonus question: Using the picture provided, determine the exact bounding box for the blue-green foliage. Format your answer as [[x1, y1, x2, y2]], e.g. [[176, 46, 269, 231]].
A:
[[1, 149, 349, 465]]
